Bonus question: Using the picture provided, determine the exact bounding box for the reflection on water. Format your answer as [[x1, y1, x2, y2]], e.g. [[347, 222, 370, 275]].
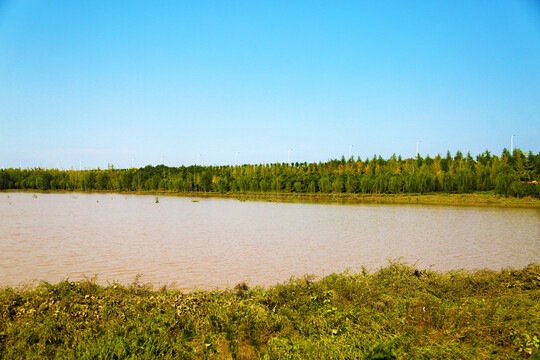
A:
[[1, 192, 539, 290]]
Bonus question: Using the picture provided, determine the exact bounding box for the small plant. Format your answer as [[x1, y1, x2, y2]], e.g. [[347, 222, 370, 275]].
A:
[[512, 331, 540, 356], [0, 263, 538, 359], [362, 341, 397, 360], [234, 282, 249, 291], [155, 196, 159, 203]]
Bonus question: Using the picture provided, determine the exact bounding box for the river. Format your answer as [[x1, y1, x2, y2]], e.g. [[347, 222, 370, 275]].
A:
[[1, 192, 538, 289]]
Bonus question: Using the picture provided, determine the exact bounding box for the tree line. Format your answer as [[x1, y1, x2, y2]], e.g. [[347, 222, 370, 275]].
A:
[[1, 149, 538, 198]]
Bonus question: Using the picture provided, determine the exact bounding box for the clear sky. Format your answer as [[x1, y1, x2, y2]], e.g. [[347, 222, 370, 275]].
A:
[[1, 1, 539, 169]]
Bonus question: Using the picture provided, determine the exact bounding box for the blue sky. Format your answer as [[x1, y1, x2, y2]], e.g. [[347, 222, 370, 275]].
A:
[[1, 1, 539, 169]]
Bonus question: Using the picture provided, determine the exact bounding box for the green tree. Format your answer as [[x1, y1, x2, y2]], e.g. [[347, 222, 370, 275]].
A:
[[345, 176, 358, 193], [319, 177, 331, 193], [332, 178, 344, 193], [494, 163, 515, 197], [308, 180, 317, 193], [200, 171, 212, 192], [216, 177, 228, 193]]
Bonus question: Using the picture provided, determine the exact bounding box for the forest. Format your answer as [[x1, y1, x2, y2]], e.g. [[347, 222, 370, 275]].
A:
[[1, 149, 539, 198]]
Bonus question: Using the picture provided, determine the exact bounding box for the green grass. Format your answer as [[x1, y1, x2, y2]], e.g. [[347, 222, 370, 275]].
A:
[[1, 262, 539, 359], [5, 189, 540, 208]]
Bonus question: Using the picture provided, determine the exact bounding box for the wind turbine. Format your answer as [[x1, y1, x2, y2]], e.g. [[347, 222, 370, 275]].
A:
[[511, 135, 515, 153], [416, 140, 421, 157], [288, 148, 293, 164], [235, 152, 239, 167], [349, 145, 354, 159]]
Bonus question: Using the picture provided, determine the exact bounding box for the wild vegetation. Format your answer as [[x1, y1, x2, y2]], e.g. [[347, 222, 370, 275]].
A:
[[1, 149, 539, 198], [1, 262, 538, 359]]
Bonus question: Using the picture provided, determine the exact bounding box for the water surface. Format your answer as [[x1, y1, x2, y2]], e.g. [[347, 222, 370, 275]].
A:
[[1, 192, 538, 289]]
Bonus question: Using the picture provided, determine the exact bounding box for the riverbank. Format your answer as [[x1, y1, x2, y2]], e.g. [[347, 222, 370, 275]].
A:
[[169, 191, 540, 208], [1, 263, 538, 359], [3, 189, 540, 207]]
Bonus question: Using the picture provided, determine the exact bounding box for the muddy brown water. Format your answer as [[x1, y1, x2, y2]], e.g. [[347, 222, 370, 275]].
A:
[[1, 192, 539, 290]]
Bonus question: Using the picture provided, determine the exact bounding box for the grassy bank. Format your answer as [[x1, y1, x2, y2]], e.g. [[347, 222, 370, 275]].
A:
[[1, 263, 539, 359], [163, 191, 540, 208], [4, 189, 540, 208]]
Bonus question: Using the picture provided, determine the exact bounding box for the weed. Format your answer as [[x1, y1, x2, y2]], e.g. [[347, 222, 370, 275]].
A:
[[0, 263, 538, 359]]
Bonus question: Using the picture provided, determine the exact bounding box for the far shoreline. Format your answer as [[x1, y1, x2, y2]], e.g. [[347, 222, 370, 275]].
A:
[[3, 189, 540, 208]]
